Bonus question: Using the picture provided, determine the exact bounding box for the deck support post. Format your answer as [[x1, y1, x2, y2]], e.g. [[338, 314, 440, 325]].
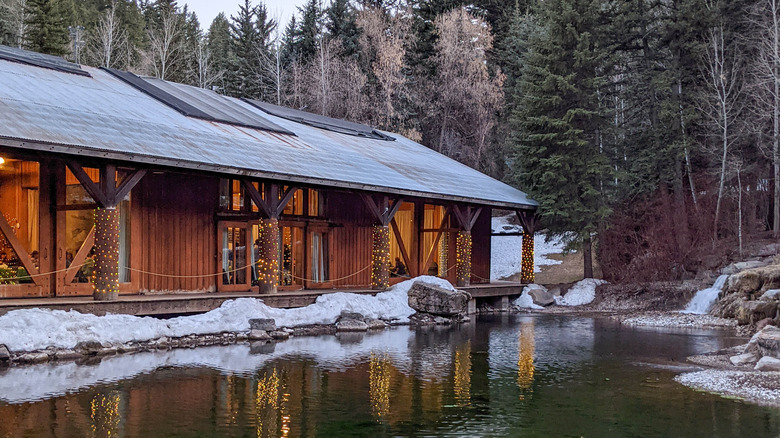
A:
[[257, 218, 280, 294], [371, 225, 391, 289], [452, 205, 481, 287], [456, 230, 472, 287], [243, 181, 298, 294], [93, 207, 120, 301], [66, 160, 146, 301], [516, 210, 539, 284]]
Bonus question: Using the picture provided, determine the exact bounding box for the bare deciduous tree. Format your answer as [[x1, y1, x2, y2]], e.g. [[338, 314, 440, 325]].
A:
[[87, 0, 129, 69], [0, 0, 28, 48], [699, 1, 745, 241], [145, 9, 183, 80], [428, 7, 504, 169]]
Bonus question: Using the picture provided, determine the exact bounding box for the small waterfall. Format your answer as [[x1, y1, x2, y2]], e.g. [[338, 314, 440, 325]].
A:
[[681, 274, 729, 314]]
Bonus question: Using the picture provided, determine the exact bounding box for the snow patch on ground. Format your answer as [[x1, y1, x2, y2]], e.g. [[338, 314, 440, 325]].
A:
[[554, 278, 607, 306], [490, 215, 565, 281], [0, 276, 451, 353], [513, 285, 544, 310]]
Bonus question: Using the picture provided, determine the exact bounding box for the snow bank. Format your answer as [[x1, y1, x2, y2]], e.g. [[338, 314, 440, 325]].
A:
[[0, 276, 452, 353], [490, 215, 565, 280], [554, 278, 607, 306], [513, 285, 544, 310]]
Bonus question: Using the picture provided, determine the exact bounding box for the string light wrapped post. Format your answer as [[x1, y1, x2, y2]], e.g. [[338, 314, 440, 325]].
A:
[[520, 231, 535, 284], [371, 225, 390, 290], [93, 207, 120, 300], [257, 218, 280, 294], [456, 230, 472, 287]]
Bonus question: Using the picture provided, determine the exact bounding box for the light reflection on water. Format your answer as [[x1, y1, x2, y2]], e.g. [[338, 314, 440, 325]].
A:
[[0, 314, 777, 437]]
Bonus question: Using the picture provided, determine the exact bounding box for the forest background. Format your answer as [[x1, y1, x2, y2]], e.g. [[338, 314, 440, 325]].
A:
[[1, 0, 777, 282]]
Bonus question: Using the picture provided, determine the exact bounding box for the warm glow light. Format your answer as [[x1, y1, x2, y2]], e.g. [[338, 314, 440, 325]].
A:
[[517, 321, 535, 399], [369, 352, 391, 421], [520, 233, 535, 284], [0, 157, 5, 165]]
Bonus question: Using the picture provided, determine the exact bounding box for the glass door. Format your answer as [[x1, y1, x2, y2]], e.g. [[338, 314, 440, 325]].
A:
[[217, 221, 251, 292]]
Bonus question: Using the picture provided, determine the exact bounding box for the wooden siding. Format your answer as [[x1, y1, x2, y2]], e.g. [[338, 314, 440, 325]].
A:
[[329, 225, 372, 287], [132, 173, 219, 293], [470, 208, 491, 284]]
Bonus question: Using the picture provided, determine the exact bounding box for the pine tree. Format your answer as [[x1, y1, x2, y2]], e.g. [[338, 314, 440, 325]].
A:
[[23, 0, 70, 56], [508, 0, 612, 278], [325, 0, 360, 58], [207, 12, 233, 93], [226, 0, 260, 98], [295, 0, 323, 64]]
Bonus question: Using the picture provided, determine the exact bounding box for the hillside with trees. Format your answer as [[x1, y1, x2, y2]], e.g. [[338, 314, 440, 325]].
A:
[[0, 0, 777, 282]]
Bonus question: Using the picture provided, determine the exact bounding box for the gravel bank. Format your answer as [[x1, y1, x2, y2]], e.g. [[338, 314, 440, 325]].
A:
[[675, 369, 780, 408], [619, 312, 737, 328]]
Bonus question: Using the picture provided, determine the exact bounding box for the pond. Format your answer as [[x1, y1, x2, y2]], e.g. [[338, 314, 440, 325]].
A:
[[0, 314, 778, 437]]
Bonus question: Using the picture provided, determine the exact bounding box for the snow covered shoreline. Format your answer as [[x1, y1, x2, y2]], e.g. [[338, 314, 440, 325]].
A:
[[0, 276, 455, 362]]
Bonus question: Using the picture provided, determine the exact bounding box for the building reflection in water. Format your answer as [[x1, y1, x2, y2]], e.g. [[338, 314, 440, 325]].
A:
[[91, 390, 122, 438], [517, 320, 535, 399], [453, 340, 472, 407], [369, 352, 392, 422], [255, 368, 281, 437]]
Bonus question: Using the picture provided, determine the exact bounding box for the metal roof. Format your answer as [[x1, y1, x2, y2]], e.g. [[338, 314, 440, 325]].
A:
[[245, 99, 394, 141], [0, 55, 538, 210]]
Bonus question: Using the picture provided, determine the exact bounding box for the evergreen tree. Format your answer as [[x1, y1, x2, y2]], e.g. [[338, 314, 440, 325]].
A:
[[207, 12, 233, 93], [23, 0, 70, 56], [295, 0, 323, 64], [508, 0, 612, 278], [325, 0, 360, 57], [227, 0, 260, 98]]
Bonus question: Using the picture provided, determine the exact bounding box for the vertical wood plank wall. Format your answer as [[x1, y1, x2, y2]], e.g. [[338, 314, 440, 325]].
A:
[[470, 208, 492, 284], [131, 173, 219, 293]]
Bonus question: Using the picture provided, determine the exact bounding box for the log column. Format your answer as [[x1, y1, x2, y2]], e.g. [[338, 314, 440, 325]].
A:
[[455, 230, 472, 287], [257, 218, 280, 294], [93, 207, 120, 300], [67, 161, 146, 301], [452, 205, 482, 288], [371, 225, 391, 289], [362, 194, 403, 291], [243, 181, 298, 294], [517, 210, 539, 284]]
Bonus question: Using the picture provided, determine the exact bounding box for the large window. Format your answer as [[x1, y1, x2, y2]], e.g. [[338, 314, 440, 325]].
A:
[[0, 159, 39, 284]]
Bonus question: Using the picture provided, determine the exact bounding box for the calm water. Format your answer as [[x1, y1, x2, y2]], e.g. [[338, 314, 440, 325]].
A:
[[0, 314, 778, 437]]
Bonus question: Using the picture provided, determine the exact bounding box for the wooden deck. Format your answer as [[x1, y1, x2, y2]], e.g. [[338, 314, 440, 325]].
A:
[[0, 282, 525, 317]]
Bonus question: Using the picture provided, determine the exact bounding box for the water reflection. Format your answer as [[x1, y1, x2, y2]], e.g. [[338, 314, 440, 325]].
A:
[[0, 316, 774, 438], [517, 321, 535, 398], [453, 341, 471, 406], [369, 352, 391, 421], [90, 390, 122, 438]]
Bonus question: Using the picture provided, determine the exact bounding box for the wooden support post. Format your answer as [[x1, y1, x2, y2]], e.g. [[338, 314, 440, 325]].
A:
[[371, 225, 390, 290], [456, 230, 472, 287], [521, 232, 535, 284], [257, 218, 280, 294], [516, 210, 538, 284], [66, 161, 146, 301], [93, 207, 120, 300]]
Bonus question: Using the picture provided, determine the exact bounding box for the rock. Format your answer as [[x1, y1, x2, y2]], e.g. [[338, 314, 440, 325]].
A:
[[365, 319, 386, 329], [757, 318, 777, 332], [336, 319, 369, 332], [722, 260, 768, 275], [0, 344, 9, 362], [408, 282, 471, 316], [756, 325, 780, 358], [735, 300, 778, 325], [339, 312, 365, 321], [248, 329, 271, 341], [526, 285, 555, 307], [16, 352, 50, 363], [249, 318, 276, 331], [75, 341, 104, 356], [730, 352, 758, 366], [755, 356, 780, 371], [433, 316, 453, 325], [762, 289, 780, 301], [269, 330, 290, 340], [249, 341, 276, 354], [758, 243, 780, 257]]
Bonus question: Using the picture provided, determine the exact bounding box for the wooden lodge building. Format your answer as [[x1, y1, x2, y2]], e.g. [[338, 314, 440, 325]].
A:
[[0, 46, 538, 306]]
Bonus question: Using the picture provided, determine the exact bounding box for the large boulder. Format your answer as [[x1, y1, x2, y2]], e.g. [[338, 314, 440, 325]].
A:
[[526, 285, 555, 307], [408, 282, 471, 316], [746, 325, 780, 359], [713, 264, 780, 319], [735, 300, 778, 326], [755, 356, 780, 371], [249, 318, 276, 332]]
